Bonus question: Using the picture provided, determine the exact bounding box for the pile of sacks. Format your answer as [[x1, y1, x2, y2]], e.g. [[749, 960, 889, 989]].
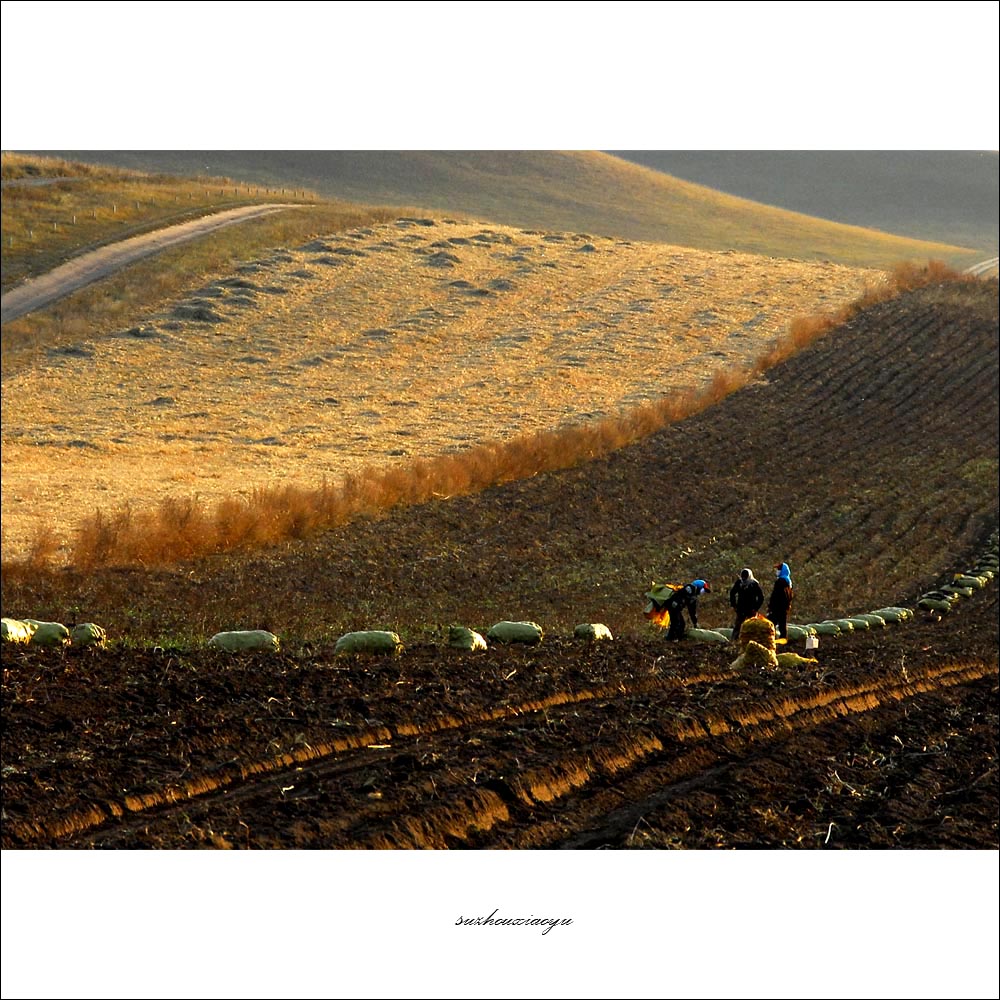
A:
[[729, 615, 817, 671], [917, 530, 998, 616]]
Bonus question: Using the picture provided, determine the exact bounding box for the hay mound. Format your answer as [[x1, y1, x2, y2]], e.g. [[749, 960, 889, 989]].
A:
[[738, 615, 776, 652], [731, 640, 778, 671]]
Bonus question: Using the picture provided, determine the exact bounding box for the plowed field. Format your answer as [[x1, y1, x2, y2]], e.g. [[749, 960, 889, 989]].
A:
[[2, 279, 997, 851], [2, 594, 996, 850]]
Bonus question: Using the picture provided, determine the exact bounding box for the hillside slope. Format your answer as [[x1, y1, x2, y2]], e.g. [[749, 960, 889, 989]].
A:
[[610, 151, 1000, 255], [0, 218, 880, 560], [3, 280, 996, 856], [8, 278, 996, 641], [31, 150, 979, 269]]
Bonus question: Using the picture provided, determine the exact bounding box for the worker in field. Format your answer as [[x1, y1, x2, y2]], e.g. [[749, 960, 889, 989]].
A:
[[665, 579, 711, 640], [767, 562, 794, 641], [729, 567, 765, 641]]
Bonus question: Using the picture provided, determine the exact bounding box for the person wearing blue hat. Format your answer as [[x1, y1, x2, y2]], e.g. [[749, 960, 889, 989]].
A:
[[767, 562, 794, 641], [664, 578, 711, 640]]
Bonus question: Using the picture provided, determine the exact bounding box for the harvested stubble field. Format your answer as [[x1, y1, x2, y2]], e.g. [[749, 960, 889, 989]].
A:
[[0, 218, 881, 561], [2, 275, 997, 850]]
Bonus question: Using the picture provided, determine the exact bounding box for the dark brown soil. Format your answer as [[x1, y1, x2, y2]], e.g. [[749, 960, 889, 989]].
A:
[[2, 280, 998, 850], [2, 562, 996, 851]]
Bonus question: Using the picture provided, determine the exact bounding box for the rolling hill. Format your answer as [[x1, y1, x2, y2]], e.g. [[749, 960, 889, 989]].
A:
[[610, 150, 1000, 255], [3, 275, 996, 853], [0, 217, 882, 561], [1, 144, 996, 857], [29, 150, 983, 269], [8, 275, 993, 637]]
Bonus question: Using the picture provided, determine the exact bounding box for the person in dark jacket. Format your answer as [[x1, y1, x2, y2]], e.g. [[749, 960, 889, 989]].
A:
[[767, 562, 794, 641], [665, 579, 711, 640], [729, 567, 765, 641]]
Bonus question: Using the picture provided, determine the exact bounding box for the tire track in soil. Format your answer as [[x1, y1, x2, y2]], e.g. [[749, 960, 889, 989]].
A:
[[550, 666, 993, 850], [1, 665, 735, 846], [18, 657, 990, 849]]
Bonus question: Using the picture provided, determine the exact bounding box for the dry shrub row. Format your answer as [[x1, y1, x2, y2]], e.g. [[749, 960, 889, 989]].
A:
[[7, 260, 972, 574]]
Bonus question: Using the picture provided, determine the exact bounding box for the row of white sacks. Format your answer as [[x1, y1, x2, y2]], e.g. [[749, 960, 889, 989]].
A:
[[5, 551, 996, 655], [2, 619, 107, 647], [0, 612, 917, 655], [0, 619, 591, 654]]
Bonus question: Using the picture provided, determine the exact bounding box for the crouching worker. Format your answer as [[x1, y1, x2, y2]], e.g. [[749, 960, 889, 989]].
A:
[[664, 579, 711, 640]]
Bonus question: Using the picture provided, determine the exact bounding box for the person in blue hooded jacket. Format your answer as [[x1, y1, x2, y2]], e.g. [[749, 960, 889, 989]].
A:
[[664, 579, 711, 640], [767, 562, 794, 641]]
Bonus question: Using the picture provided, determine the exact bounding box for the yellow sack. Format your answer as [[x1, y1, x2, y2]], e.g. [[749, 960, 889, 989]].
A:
[[731, 640, 779, 671]]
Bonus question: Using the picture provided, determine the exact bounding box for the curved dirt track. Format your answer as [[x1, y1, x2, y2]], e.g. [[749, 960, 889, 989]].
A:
[[0, 203, 298, 323]]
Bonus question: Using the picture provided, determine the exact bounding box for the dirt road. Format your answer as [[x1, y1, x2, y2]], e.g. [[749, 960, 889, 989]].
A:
[[0, 203, 300, 323]]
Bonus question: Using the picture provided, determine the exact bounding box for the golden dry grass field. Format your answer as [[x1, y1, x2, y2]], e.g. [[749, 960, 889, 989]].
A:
[[1, 217, 881, 560]]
